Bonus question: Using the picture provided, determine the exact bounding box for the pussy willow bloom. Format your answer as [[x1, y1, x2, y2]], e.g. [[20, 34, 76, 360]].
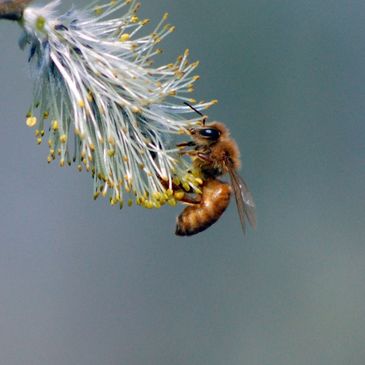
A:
[[16, 0, 216, 208]]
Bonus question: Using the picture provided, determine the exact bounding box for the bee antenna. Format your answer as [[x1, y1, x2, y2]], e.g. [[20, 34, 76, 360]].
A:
[[183, 102, 207, 125]]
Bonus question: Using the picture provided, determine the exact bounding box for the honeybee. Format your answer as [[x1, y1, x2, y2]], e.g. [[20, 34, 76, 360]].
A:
[[175, 103, 256, 236]]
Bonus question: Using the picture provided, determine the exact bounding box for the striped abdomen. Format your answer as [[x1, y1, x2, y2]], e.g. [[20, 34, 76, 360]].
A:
[[175, 179, 231, 236]]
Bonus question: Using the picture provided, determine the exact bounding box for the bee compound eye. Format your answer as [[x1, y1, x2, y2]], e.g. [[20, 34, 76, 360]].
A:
[[199, 128, 220, 140]]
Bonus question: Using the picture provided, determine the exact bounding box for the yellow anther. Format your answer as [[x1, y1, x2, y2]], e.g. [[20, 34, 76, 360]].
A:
[[119, 33, 130, 42], [89, 143, 95, 151], [140, 18, 150, 26], [93, 191, 100, 200], [57, 148, 62, 156], [47, 140, 53, 147], [131, 106, 140, 113], [78, 100, 85, 108], [59, 134, 67, 144], [162, 12, 169, 20], [154, 201, 161, 209], [168, 90, 177, 96], [166, 188, 173, 197], [36, 137, 42, 145], [43, 111, 49, 119], [47, 155, 52, 164], [107, 149, 115, 157], [175, 70, 184, 79], [131, 15, 139, 23], [182, 182, 190, 192], [52, 120, 59, 131], [40, 130, 45, 137], [59, 159, 65, 167], [188, 98, 197, 104], [167, 198, 176, 207], [77, 164, 83, 172], [172, 176, 181, 186], [95, 7, 103, 15], [174, 191, 185, 200], [36, 16, 46, 31], [169, 26, 176, 33], [184, 49, 190, 57], [123, 156, 128, 162], [194, 188, 202, 195], [209, 99, 219, 106], [26, 116, 37, 128], [128, 199, 133, 207], [193, 75, 200, 81], [74, 128, 80, 136], [152, 192, 161, 201]]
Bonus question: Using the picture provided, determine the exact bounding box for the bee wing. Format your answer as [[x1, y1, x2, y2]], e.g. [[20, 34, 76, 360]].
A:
[[228, 167, 257, 234]]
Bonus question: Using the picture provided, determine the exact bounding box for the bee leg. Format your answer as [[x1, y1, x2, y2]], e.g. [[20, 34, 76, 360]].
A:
[[197, 152, 213, 162], [176, 141, 196, 148]]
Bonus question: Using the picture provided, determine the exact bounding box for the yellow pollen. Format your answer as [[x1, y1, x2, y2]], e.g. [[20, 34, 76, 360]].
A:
[[52, 120, 59, 131], [95, 7, 103, 15], [60, 134, 67, 144], [43, 111, 49, 119], [128, 199, 133, 207], [107, 149, 115, 157], [36, 16, 46, 31], [131, 15, 139, 23], [172, 176, 181, 186], [166, 188, 173, 197], [36, 138, 42, 145], [26, 116, 37, 128], [119, 33, 130, 42], [167, 198, 176, 207], [141, 18, 150, 26], [174, 191, 185, 200], [182, 182, 190, 192]]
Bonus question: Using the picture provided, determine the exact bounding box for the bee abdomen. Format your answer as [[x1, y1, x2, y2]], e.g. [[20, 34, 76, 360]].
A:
[[175, 179, 231, 236]]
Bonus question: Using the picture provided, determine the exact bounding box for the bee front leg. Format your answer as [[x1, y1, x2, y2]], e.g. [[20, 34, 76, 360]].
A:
[[197, 152, 213, 163]]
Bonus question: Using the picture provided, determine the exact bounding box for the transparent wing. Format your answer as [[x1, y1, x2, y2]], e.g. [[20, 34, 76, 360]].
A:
[[228, 167, 256, 235]]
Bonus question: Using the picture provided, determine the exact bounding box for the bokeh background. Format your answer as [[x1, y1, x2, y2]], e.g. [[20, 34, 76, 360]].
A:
[[1, 0, 365, 364]]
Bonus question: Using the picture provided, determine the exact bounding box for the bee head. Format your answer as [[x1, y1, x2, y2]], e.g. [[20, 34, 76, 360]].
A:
[[189, 122, 229, 145]]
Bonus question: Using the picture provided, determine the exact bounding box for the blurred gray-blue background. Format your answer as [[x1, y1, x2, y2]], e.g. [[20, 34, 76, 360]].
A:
[[1, 1, 365, 364]]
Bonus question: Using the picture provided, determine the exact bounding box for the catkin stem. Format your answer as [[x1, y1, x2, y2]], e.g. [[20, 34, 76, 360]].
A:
[[0, 0, 32, 21]]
